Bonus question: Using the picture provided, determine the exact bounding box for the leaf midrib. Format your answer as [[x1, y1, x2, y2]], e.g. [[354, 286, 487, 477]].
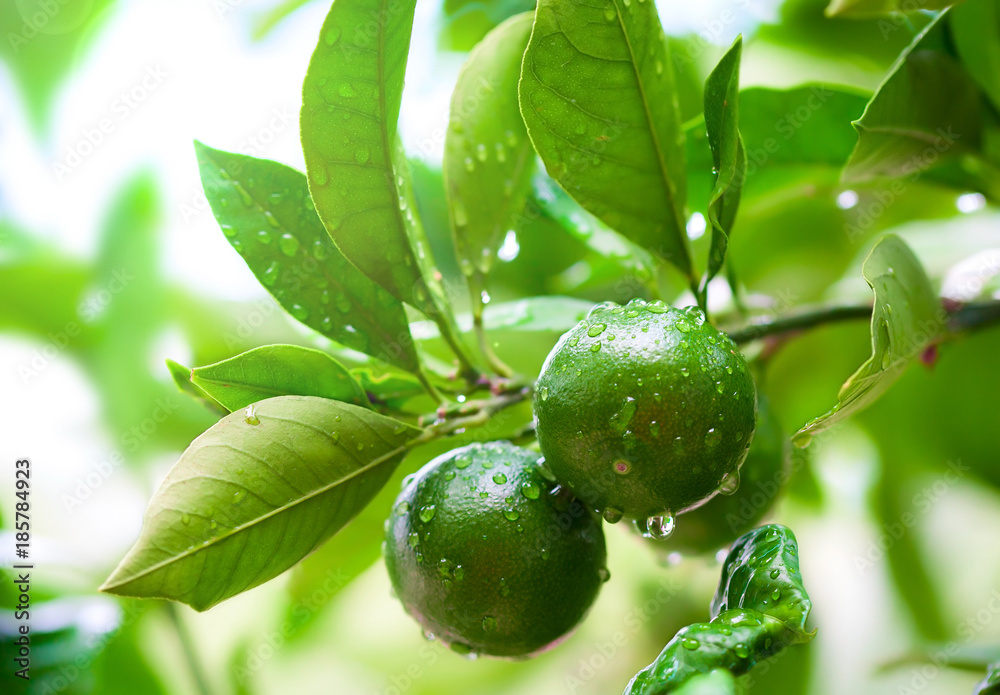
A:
[[101, 415, 420, 590], [611, 0, 689, 268]]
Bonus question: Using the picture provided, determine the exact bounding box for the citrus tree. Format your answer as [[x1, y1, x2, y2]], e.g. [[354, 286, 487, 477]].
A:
[[86, 0, 1000, 692]]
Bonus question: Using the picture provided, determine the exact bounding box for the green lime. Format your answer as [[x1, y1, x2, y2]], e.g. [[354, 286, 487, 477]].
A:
[[384, 441, 608, 658], [660, 396, 788, 554], [533, 299, 757, 530]]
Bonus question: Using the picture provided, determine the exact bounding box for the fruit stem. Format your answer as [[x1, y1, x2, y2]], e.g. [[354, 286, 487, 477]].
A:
[[415, 367, 445, 404], [432, 311, 484, 385], [474, 308, 514, 378], [166, 602, 214, 695]]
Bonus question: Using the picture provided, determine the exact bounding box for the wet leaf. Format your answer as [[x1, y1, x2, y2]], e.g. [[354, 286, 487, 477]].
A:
[[101, 396, 421, 611], [519, 0, 693, 279], [794, 235, 941, 444], [623, 525, 814, 694]]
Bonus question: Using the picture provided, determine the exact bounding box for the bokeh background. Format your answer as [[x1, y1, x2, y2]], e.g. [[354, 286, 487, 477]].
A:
[[2, 0, 1000, 693]]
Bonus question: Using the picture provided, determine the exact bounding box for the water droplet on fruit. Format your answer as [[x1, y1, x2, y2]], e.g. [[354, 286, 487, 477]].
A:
[[771, 588, 781, 601], [539, 386, 549, 401], [681, 637, 699, 651], [718, 470, 740, 495], [598, 567, 611, 582], [587, 323, 607, 337], [540, 548, 550, 560], [504, 509, 520, 521], [244, 405, 260, 425], [408, 532, 420, 548], [520, 482, 540, 500], [704, 428, 722, 449], [256, 230, 272, 244], [419, 505, 437, 522], [649, 421, 661, 438], [455, 455, 471, 469], [493, 473, 507, 484], [603, 507, 624, 524], [643, 513, 675, 540], [770, 568, 780, 579], [734, 643, 750, 659]]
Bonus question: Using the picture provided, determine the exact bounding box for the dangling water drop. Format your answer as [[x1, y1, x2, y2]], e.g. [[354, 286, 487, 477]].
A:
[[602, 507, 624, 524], [644, 512, 675, 540], [718, 469, 740, 495]]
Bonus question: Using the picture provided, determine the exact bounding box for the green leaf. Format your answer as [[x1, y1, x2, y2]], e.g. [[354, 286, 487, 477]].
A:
[[252, 0, 317, 39], [444, 12, 535, 302], [843, 12, 984, 184], [0, 0, 119, 131], [519, 0, 693, 280], [794, 235, 941, 445], [701, 35, 747, 291], [100, 396, 422, 611], [976, 663, 1000, 695], [299, 0, 438, 316], [623, 525, 814, 694], [190, 345, 370, 412], [825, 0, 954, 18], [950, 0, 1000, 114], [166, 359, 228, 417], [194, 142, 420, 374], [353, 368, 427, 408]]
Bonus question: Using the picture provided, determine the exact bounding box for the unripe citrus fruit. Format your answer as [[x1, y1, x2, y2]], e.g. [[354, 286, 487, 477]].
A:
[[658, 396, 788, 555], [384, 441, 608, 658], [533, 299, 757, 532]]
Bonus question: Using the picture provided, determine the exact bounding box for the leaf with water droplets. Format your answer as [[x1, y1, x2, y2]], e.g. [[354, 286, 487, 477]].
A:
[[444, 13, 535, 307], [194, 142, 420, 375], [794, 235, 941, 445], [100, 396, 421, 611], [519, 0, 694, 280], [299, 0, 448, 319], [699, 36, 746, 296], [189, 344, 370, 411], [622, 524, 814, 694]]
